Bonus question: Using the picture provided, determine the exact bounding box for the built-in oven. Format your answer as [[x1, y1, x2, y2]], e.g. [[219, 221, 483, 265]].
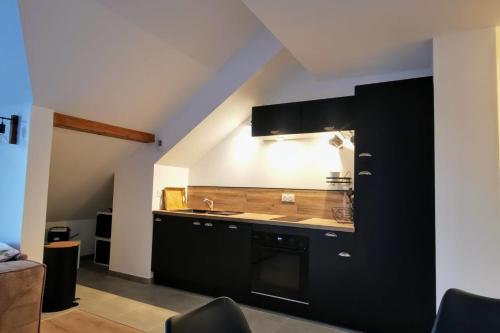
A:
[[251, 231, 309, 305]]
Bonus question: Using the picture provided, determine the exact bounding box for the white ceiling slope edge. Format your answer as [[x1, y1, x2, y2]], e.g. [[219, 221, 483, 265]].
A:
[[241, 0, 500, 76], [17, 0, 267, 221], [155, 28, 282, 159]]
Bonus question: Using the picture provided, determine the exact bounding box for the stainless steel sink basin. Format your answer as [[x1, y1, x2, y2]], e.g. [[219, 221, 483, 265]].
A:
[[207, 210, 243, 216], [171, 209, 243, 216], [172, 209, 210, 214]]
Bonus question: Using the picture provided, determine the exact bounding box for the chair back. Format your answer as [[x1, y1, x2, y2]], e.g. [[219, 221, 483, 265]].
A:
[[432, 288, 500, 333], [165, 297, 251, 333]]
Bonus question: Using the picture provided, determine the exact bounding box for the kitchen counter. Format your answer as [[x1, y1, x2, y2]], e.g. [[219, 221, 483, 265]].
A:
[[153, 210, 355, 232]]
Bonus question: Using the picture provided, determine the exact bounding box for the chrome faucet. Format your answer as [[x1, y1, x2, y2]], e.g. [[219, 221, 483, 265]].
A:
[[203, 198, 214, 211]]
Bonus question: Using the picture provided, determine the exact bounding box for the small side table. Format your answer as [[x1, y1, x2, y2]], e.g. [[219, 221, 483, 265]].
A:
[[42, 241, 79, 312]]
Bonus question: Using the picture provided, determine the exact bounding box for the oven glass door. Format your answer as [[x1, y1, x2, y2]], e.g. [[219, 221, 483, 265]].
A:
[[251, 245, 308, 303]]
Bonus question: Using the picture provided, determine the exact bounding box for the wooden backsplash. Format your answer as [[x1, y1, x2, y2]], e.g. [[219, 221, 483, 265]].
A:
[[187, 186, 349, 219]]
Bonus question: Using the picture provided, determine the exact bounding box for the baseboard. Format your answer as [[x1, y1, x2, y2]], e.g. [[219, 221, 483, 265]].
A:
[[108, 270, 153, 284]]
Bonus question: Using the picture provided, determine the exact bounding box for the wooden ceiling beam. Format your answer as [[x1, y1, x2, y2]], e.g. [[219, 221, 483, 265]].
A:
[[53, 112, 155, 143]]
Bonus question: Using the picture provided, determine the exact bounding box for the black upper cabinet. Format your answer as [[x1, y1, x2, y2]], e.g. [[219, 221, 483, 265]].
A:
[[252, 102, 302, 136], [252, 96, 356, 137], [301, 96, 356, 132]]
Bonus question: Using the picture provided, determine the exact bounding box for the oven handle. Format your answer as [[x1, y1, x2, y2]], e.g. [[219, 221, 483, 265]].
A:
[[252, 244, 308, 254], [338, 251, 352, 258]]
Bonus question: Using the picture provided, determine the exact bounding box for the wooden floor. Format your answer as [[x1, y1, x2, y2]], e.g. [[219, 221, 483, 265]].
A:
[[42, 310, 143, 333], [41, 285, 176, 333]]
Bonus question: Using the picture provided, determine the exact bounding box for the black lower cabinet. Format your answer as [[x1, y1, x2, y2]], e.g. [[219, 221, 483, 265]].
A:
[[309, 230, 359, 330], [152, 215, 192, 289], [184, 219, 218, 294], [214, 222, 252, 301], [153, 215, 251, 302]]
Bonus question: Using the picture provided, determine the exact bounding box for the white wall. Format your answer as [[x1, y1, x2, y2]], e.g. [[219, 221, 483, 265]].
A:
[[21, 106, 53, 262], [0, 104, 31, 248], [46, 219, 96, 256], [434, 27, 500, 302], [46, 128, 141, 221], [0, 0, 33, 248], [110, 146, 160, 278], [190, 124, 354, 190], [152, 165, 189, 210], [497, 27, 500, 166]]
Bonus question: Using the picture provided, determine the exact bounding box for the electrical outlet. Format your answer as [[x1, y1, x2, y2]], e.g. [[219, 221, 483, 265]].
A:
[[281, 193, 295, 203]]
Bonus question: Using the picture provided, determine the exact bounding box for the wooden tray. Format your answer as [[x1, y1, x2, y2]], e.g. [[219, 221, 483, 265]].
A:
[[163, 187, 187, 210]]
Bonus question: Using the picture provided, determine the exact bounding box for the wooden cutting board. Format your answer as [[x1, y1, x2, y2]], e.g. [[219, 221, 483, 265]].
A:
[[163, 187, 187, 210]]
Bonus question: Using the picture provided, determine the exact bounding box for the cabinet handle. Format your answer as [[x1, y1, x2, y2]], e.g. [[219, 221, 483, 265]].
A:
[[338, 252, 352, 258], [358, 152, 373, 158], [154, 218, 162, 222], [358, 171, 372, 176], [325, 232, 338, 238], [193, 221, 201, 226], [270, 130, 280, 135], [204, 222, 214, 227], [228, 225, 238, 230]]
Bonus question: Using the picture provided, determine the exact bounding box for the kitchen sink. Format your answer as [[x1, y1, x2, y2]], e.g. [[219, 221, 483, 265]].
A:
[[171, 209, 243, 216], [206, 210, 243, 216], [172, 209, 209, 213]]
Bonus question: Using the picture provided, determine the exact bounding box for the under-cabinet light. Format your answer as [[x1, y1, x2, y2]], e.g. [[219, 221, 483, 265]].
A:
[[329, 134, 344, 149]]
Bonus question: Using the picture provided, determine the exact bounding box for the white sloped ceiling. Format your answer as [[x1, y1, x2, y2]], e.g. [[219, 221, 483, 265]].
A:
[[241, 0, 500, 76], [18, 0, 266, 220]]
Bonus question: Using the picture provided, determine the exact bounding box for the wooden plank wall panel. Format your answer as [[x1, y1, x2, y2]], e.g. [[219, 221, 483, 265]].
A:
[[53, 112, 155, 143], [187, 186, 347, 219]]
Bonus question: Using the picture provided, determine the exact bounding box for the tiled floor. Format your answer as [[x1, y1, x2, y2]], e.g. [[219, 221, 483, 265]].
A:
[[70, 260, 358, 333]]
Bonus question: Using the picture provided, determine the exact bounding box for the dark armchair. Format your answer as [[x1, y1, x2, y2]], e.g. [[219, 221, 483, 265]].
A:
[[432, 288, 500, 333]]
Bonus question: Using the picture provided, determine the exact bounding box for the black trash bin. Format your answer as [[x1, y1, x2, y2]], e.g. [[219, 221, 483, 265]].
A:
[[42, 241, 79, 312]]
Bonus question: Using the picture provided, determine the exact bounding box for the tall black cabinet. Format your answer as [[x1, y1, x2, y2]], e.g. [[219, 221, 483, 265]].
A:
[[353, 77, 435, 333]]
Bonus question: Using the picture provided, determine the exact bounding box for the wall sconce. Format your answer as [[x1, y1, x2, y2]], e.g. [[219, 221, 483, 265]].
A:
[[0, 115, 19, 144]]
